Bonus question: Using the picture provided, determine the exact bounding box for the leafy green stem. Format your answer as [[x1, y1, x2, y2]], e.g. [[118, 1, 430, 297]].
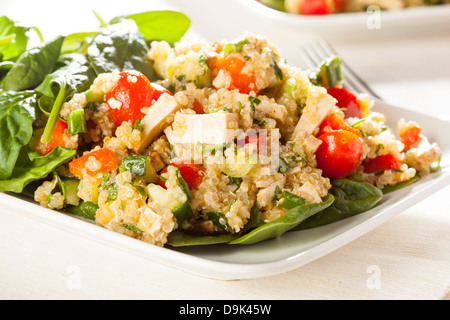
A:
[[92, 10, 108, 28], [31, 27, 44, 42], [40, 85, 66, 144]]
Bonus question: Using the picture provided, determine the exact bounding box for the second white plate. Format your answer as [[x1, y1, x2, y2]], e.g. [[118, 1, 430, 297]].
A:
[[233, 0, 450, 39]]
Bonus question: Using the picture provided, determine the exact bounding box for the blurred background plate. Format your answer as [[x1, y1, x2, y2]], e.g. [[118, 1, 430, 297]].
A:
[[233, 0, 450, 40]]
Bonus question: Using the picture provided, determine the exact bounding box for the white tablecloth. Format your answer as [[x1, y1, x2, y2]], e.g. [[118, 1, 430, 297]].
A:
[[1, 0, 449, 300]]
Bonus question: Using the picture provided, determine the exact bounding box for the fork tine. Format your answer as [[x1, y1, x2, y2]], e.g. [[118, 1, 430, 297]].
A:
[[299, 45, 320, 70], [299, 39, 382, 101], [300, 41, 367, 95], [311, 40, 368, 95], [318, 39, 383, 100]]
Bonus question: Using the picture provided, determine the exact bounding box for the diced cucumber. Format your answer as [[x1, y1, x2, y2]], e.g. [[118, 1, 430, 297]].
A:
[[147, 184, 181, 211], [85, 89, 104, 103], [61, 178, 81, 206], [220, 153, 258, 178], [172, 201, 193, 225], [121, 155, 157, 183], [146, 184, 192, 225]]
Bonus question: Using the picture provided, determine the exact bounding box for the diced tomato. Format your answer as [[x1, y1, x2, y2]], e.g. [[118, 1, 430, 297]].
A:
[[69, 148, 119, 179], [212, 54, 258, 94], [327, 87, 362, 119], [192, 99, 205, 114], [300, 0, 331, 15], [158, 163, 206, 191], [317, 111, 362, 138], [399, 124, 421, 150], [316, 130, 363, 178], [246, 134, 268, 153], [106, 71, 172, 127], [332, 0, 346, 12], [36, 119, 75, 156], [363, 153, 403, 174]]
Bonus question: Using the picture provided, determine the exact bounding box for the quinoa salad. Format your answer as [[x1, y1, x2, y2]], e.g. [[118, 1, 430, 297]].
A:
[[0, 11, 441, 247], [258, 0, 450, 15]]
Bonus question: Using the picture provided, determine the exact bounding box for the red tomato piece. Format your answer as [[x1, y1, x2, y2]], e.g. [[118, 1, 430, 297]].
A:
[[36, 119, 74, 156], [244, 134, 268, 153], [316, 130, 363, 178], [192, 99, 205, 114], [327, 87, 362, 119], [158, 163, 206, 191], [106, 71, 171, 127], [300, 0, 331, 15], [317, 111, 362, 138], [363, 153, 402, 174], [212, 54, 258, 94], [399, 125, 421, 150], [332, 0, 346, 12], [69, 148, 119, 179]]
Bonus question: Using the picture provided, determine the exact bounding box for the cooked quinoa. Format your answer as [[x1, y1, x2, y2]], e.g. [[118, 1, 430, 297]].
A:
[[32, 33, 441, 247]]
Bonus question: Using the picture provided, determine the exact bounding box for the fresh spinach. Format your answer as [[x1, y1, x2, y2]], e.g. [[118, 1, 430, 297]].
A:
[[66, 201, 98, 221], [229, 194, 334, 245], [87, 20, 157, 81], [109, 10, 190, 46], [167, 230, 238, 247], [0, 36, 64, 92], [0, 91, 38, 179], [381, 175, 420, 194], [36, 53, 96, 143], [294, 179, 383, 230], [278, 190, 306, 209], [0, 146, 76, 193], [0, 16, 29, 62]]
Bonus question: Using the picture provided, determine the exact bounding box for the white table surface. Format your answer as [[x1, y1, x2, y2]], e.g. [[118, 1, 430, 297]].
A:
[[1, 0, 449, 300]]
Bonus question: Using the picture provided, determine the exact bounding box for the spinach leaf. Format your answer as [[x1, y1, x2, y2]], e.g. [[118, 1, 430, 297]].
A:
[[242, 205, 266, 233], [37, 53, 96, 97], [110, 11, 190, 46], [87, 19, 156, 81], [381, 175, 420, 194], [279, 191, 306, 209], [61, 31, 98, 55], [167, 230, 238, 247], [294, 179, 383, 230], [0, 146, 76, 193], [229, 194, 334, 245], [0, 36, 64, 91], [36, 53, 96, 143], [0, 91, 38, 179], [0, 16, 29, 62], [66, 201, 98, 221]]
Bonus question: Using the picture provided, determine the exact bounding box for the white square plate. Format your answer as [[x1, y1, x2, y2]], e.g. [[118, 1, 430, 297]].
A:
[[1, 100, 449, 280]]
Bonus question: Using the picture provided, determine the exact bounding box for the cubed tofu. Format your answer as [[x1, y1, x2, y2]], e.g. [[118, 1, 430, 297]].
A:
[[293, 89, 336, 137], [134, 93, 183, 154], [254, 98, 288, 124], [165, 112, 239, 146]]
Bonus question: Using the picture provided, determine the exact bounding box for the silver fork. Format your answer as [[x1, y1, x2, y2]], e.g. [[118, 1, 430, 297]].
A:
[[299, 39, 383, 101]]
